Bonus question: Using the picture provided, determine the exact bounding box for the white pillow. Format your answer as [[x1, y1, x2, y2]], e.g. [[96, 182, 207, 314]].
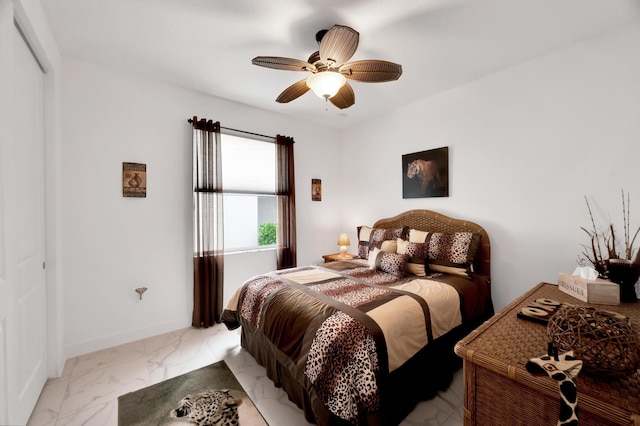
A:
[[380, 239, 398, 253], [359, 226, 373, 242], [396, 238, 409, 254], [409, 229, 429, 243], [368, 248, 381, 269]]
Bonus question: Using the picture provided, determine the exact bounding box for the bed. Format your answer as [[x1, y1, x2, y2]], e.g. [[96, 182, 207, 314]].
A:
[[222, 209, 493, 425]]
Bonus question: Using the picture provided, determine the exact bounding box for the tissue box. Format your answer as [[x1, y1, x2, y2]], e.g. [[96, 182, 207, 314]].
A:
[[557, 273, 620, 305]]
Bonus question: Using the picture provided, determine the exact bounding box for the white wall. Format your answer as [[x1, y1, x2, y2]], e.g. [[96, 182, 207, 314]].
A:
[[340, 23, 640, 311], [61, 59, 343, 357], [60, 18, 640, 359]]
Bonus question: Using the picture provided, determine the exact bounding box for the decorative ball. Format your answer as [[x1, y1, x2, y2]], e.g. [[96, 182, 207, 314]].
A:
[[547, 306, 640, 376]]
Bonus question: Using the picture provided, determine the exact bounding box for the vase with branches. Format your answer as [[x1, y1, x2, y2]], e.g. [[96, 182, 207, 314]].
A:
[[581, 190, 640, 301]]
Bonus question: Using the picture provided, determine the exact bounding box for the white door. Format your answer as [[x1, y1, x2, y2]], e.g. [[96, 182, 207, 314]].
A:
[[0, 23, 48, 424]]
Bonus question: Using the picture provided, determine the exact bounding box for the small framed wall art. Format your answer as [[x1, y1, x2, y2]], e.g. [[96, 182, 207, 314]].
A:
[[402, 147, 449, 198], [312, 178, 322, 201], [123, 162, 147, 198]]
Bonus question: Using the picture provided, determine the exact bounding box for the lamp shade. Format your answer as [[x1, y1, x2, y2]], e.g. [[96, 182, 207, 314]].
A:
[[306, 71, 346, 99], [337, 233, 351, 246]]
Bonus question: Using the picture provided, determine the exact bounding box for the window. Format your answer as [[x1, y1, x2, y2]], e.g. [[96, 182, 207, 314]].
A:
[[221, 133, 277, 252]]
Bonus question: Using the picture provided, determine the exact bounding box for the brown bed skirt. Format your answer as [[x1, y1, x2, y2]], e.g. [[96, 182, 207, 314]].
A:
[[241, 315, 487, 426]]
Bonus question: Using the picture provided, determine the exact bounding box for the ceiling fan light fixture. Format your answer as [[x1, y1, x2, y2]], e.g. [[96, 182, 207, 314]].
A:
[[306, 71, 346, 100]]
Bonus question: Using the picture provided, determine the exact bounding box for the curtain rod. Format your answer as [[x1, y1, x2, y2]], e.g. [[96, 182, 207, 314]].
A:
[[221, 126, 276, 141], [187, 118, 275, 141]]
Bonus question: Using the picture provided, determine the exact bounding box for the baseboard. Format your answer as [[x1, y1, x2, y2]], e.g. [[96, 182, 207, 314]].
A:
[[63, 316, 191, 361]]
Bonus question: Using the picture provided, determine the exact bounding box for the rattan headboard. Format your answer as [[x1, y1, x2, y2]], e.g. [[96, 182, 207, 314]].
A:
[[373, 209, 491, 279]]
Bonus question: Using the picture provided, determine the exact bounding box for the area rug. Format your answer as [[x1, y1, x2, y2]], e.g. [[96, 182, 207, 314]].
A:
[[118, 360, 267, 426]]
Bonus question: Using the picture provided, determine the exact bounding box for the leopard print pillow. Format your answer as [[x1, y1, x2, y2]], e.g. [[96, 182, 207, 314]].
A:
[[170, 389, 242, 426], [357, 226, 405, 259], [368, 248, 408, 277], [397, 238, 428, 277], [367, 227, 405, 258], [357, 226, 373, 259], [425, 232, 480, 277]]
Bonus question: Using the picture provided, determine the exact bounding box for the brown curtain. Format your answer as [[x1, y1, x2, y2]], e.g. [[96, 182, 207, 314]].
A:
[[191, 117, 224, 328], [276, 135, 297, 269]]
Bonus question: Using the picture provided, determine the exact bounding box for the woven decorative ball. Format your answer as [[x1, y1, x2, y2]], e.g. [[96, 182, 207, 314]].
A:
[[547, 306, 640, 376]]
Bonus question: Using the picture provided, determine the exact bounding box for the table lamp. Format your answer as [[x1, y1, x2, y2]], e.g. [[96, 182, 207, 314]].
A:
[[337, 233, 351, 258]]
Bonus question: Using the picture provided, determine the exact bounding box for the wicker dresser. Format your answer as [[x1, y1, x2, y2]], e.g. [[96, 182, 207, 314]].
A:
[[454, 282, 640, 426]]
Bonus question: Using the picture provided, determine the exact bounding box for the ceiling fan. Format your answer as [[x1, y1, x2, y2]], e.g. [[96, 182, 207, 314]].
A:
[[252, 25, 402, 109]]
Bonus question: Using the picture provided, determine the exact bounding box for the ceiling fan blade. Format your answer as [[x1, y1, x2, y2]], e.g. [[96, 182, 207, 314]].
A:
[[329, 82, 355, 109], [340, 60, 403, 82], [252, 56, 316, 72], [319, 25, 359, 68], [276, 79, 310, 103]]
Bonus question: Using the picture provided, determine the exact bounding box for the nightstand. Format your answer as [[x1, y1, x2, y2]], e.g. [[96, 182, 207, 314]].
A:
[[322, 253, 355, 263]]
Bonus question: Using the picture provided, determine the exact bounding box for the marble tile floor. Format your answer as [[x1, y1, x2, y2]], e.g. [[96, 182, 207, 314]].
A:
[[28, 325, 464, 426]]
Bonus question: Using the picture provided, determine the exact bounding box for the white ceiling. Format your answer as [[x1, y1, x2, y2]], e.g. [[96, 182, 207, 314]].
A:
[[40, 0, 640, 129]]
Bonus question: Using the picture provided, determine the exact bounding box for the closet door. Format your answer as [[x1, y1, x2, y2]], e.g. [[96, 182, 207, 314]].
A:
[[0, 23, 48, 424]]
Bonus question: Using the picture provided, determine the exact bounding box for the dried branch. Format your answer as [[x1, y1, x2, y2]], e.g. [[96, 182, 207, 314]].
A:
[[584, 196, 604, 264], [580, 191, 639, 273], [623, 189, 630, 258], [580, 227, 598, 265], [608, 223, 618, 259], [621, 189, 640, 260]]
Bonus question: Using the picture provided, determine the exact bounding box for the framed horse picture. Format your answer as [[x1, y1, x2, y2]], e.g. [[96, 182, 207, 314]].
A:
[[402, 147, 449, 198]]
